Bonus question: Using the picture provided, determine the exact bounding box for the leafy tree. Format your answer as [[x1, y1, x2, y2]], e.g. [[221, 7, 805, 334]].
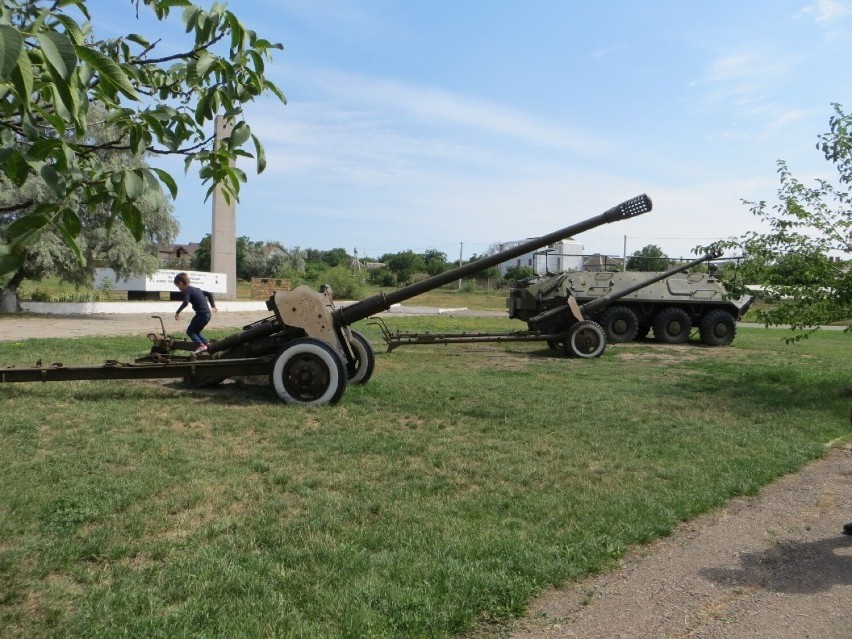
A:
[[0, 0, 284, 276], [465, 252, 500, 279], [191, 234, 211, 271], [503, 265, 535, 282], [367, 266, 395, 287], [315, 265, 366, 300], [707, 103, 851, 338], [379, 250, 426, 285], [237, 237, 273, 280], [0, 104, 177, 311], [626, 244, 671, 271], [304, 248, 351, 269], [421, 248, 449, 276], [192, 234, 283, 280]]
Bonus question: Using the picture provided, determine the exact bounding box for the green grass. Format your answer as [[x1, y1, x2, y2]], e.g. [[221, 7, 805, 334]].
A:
[[0, 319, 849, 638]]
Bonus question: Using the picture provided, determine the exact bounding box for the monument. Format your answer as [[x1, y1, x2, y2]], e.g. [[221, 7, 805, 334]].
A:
[[211, 115, 237, 299]]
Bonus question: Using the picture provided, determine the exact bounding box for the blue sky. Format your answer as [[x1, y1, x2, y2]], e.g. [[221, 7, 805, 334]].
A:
[[93, 1, 852, 261]]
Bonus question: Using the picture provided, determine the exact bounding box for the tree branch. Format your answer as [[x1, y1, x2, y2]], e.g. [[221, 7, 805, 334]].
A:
[[0, 200, 34, 214], [131, 32, 227, 65]]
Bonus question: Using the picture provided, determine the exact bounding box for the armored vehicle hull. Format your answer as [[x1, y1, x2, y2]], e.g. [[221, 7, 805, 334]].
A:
[[508, 270, 753, 346]]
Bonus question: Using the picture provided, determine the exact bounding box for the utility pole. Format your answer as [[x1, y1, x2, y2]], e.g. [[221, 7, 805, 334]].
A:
[[458, 242, 463, 290], [622, 235, 627, 272]]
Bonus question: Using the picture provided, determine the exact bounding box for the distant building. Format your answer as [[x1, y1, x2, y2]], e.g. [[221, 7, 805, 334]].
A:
[[496, 239, 584, 275], [582, 253, 623, 272], [158, 243, 201, 266]]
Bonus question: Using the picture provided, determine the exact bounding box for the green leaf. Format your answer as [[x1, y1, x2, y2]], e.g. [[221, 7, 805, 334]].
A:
[[126, 33, 151, 47], [120, 203, 144, 241], [229, 121, 250, 148], [49, 79, 75, 124], [264, 80, 287, 104], [5, 150, 31, 187], [54, 223, 86, 266], [0, 24, 23, 81], [61, 208, 82, 237], [123, 169, 144, 200], [6, 212, 49, 245], [54, 14, 85, 46], [0, 250, 26, 276], [150, 167, 178, 200], [36, 31, 77, 81], [251, 133, 267, 173], [75, 46, 141, 101], [195, 49, 216, 78], [40, 164, 64, 198]]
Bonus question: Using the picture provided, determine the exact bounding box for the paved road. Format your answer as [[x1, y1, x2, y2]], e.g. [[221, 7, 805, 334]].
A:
[[0, 306, 510, 342], [0, 310, 276, 341]]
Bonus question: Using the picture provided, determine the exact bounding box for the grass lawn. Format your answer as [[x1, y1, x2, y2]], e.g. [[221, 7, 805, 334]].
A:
[[0, 318, 849, 638]]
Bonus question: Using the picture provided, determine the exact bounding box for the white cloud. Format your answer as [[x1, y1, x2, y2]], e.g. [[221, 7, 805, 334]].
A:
[[286, 67, 612, 157], [801, 0, 852, 22]]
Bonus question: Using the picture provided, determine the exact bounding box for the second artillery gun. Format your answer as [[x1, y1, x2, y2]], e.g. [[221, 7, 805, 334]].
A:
[[0, 195, 652, 406], [508, 259, 753, 346], [375, 249, 723, 355]]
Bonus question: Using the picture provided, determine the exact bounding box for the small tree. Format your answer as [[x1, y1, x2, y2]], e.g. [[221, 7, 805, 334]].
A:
[[0, 105, 177, 310], [503, 265, 535, 282], [626, 244, 671, 271], [380, 250, 427, 285], [0, 1, 284, 277], [706, 103, 851, 339], [421, 248, 449, 276]]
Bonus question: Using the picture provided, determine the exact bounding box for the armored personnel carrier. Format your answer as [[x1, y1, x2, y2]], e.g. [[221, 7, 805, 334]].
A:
[[508, 268, 753, 346]]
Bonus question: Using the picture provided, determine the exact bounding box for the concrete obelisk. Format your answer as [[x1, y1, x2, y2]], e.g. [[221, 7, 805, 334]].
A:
[[211, 115, 237, 299]]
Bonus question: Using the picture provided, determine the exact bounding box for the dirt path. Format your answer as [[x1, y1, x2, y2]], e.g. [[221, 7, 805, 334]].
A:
[[498, 444, 852, 639], [2, 312, 851, 638]]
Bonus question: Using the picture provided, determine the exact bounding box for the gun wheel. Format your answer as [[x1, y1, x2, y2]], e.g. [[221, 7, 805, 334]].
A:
[[347, 330, 376, 384], [270, 338, 347, 406], [562, 320, 606, 358]]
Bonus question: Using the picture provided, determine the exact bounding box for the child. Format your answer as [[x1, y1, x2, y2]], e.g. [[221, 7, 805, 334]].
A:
[[173, 272, 218, 353]]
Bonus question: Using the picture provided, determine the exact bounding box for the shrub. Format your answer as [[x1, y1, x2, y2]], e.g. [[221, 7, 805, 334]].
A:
[[313, 266, 367, 300]]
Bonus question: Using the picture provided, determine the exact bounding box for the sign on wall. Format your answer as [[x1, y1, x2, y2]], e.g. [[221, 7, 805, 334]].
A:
[[94, 268, 228, 293]]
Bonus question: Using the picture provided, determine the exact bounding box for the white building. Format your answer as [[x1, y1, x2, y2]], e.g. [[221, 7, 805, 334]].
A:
[[497, 239, 584, 275]]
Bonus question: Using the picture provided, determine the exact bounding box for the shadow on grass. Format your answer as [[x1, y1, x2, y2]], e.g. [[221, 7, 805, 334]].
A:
[[24, 377, 278, 406], [699, 534, 852, 594], [675, 362, 851, 419]]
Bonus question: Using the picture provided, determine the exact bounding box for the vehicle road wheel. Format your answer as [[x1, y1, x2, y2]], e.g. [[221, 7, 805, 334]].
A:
[[599, 305, 640, 343], [562, 320, 606, 358], [653, 307, 692, 343], [699, 309, 736, 346], [270, 338, 346, 406], [347, 330, 376, 384]]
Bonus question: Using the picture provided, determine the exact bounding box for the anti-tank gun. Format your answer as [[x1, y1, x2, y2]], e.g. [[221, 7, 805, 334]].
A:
[[0, 195, 652, 406], [375, 248, 721, 357]]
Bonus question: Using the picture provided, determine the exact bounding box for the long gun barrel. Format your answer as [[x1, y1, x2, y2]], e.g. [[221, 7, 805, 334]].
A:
[[529, 249, 722, 328], [333, 194, 653, 327]]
